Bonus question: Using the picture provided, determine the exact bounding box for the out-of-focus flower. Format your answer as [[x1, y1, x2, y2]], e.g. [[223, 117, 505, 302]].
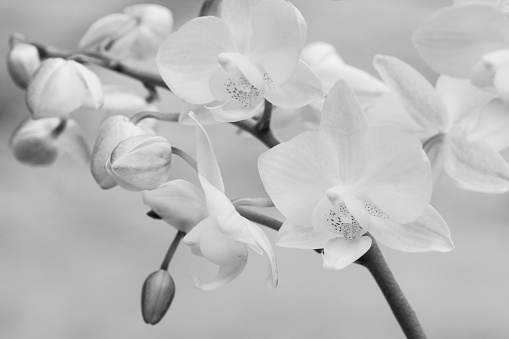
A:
[[453, 0, 509, 13], [272, 42, 389, 131], [369, 55, 509, 192], [144, 114, 278, 290], [413, 3, 509, 104], [10, 117, 89, 166], [7, 42, 40, 89], [26, 58, 103, 119], [259, 80, 453, 270], [157, 0, 323, 122], [90, 115, 146, 189], [141, 269, 175, 325], [79, 4, 173, 60], [106, 134, 172, 191]]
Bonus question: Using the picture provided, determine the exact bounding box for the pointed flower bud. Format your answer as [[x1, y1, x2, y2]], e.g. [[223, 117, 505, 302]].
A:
[[106, 134, 172, 191], [7, 42, 40, 89], [26, 58, 104, 119], [91, 115, 146, 189], [10, 117, 89, 166], [141, 269, 175, 325], [79, 4, 173, 60]]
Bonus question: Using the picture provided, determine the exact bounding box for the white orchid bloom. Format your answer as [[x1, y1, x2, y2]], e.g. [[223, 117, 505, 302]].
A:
[[369, 55, 509, 193], [259, 80, 453, 270], [143, 114, 278, 290], [156, 0, 323, 122], [413, 2, 509, 104]]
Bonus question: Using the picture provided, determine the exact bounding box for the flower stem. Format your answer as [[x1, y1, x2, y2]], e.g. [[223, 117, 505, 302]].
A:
[[255, 100, 273, 134], [160, 231, 185, 271], [356, 235, 427, 339], [232, 197, 274, 209], [171, 146, 198, 172], [199, 0, 220, 17]]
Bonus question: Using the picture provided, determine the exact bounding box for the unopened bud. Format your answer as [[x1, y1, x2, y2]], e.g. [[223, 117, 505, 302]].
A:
[[7, 42, 40, 89], [91, 115, 146, 189], [26, 58, 103, 119], [141, 269, 175, 325], [106, 134, 172, 191], [10, 118, 60, 166]]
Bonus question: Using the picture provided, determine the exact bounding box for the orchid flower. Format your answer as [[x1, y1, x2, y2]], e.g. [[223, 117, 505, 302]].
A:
[[369, 55, 509, 193], [143, 114, 277, 290], [272, 42, 388, 131], [413, 2, 509, 104], [258, 80, 453, 270], [79, 4, 173, 60], [156, 0, 324, 122]]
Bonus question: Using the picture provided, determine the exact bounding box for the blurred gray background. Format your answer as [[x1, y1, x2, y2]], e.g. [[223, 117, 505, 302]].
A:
[[1, 0, 509, 338]]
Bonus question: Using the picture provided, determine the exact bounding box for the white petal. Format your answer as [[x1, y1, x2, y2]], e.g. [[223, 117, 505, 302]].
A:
[[194, 254, 248, 291], [184, 217, 216, 247], [142, 179, 208, 233], [123, 4, 173, 38], [221, 0, 261, 51], [248, 0, 302, 84], [369, 205, 454, 252], [413, 3, 509, 77], [435, 75, 493, 129], [57, 119, 90, 166], [156, 17, 236, 104], [443, 130, 509, 192], [258, 131, 339, 226], [360, 126, 432, 224], [320, 80, 369, 184], [276, 219, 337, 249], [178, 103, 217, 126], [199, 229, 248, 265], [71, 62, 104, 109], [189, 113, 224, 192], [322, 236, 372, 270], [374, 55, 448, 131], [244, 220, 278, 288], [493, 67, 509, 105], [263, 59, 324, 109], [470, 98, 509, 151], [78, 13, 131, 51]]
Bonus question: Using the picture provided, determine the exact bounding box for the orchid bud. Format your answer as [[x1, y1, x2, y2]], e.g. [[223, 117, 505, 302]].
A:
[[26, 58, 103, 119], [10, 117, 89, 166], [91, 115, 146, 189], [141, 269, 175, 325], [79, 4, 173, 60], [7, 42, 40, 89], [106, 134, 172, 191]]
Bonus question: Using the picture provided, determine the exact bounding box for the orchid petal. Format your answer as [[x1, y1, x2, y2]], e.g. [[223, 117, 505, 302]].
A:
[[322, 236, 372, 270], [183, 217, 216, 247], [57, 119, 90, 166], [27, 58, 87, 119], [263, 59, 324, 109], [276, 219, 337, 249], [142, 180, 208, 233], [194, 254, 248, 291], [244, 220, 278, 288], [413, 3, 509, 77], [435, 75, 493, 129], [249, 0, 302, 84], [221, 0, 261, 51], [200, 229, 248, 266], [78, 14, 131, 51], [123, 4, 173, 38], [157, 17, 236, 104], [471, 98, 509, 151], [258, 131, 338, 226], [374, 55, 448, 131], [189, 113, 224, 192], [493, 67, 509, 104], [369, 205, 454, 252], [361, 126, 432, 224], [443, 131, 509, 192], [178, 103, 217, 126], [71, 62, 104, 109], [207, 99, 263, 122], [320, 80, 369, 184]]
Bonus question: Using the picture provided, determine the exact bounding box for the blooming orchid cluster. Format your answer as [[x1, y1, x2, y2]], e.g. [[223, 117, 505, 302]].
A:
[[5, 0, 509, 336]]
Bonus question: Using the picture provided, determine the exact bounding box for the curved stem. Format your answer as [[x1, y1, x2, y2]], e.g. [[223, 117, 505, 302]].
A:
[[130, 111, 179, 125], [160, 231, 185, 271], [171, 146, 198, 172], [232, 119, 281, 148], [235, 207, 282, 232], [357, 235, 427, 339]]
